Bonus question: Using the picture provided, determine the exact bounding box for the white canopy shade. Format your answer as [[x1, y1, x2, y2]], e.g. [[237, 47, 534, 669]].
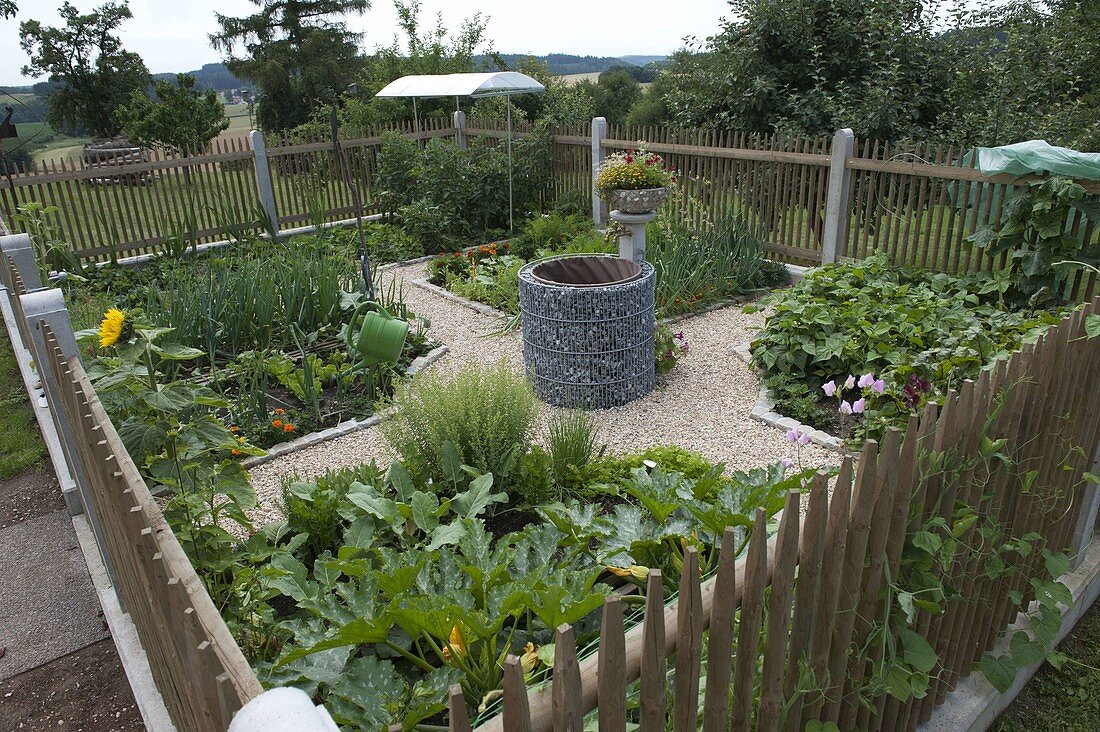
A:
[[375, 72, 545, 99]]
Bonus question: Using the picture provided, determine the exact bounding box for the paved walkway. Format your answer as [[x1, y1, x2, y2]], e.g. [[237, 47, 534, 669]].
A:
[[0, 468, 142, 731]]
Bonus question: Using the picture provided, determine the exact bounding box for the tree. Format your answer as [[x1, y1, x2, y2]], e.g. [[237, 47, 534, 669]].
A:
[[116, 74, 229, 154], [937, 1, 1100, 149], [210, 0, 370, 131], [652, 0, 949, 139], [1, 1, 17, 19], [20, 1, 150, 138], [590, 70, 640, 125]]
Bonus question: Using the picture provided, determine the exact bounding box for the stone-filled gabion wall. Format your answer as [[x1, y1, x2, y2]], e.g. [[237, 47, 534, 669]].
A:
[[519, 258, 655, 408]]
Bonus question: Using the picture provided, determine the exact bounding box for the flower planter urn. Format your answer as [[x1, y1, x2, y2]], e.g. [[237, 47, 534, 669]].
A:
[[607, 187, 669, 215]]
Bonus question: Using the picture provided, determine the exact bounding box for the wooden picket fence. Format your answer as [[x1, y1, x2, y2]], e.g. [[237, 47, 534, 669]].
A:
[[460, 299, 1100, 732], [36, 322, 264, 730], [5, 117, 1098, 278]]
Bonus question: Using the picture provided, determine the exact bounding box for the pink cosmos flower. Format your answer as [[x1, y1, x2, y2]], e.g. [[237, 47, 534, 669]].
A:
[[872, 379, 886, 393], [840, 400, 853, 415], [822, 380, 837, 397], [844, 375, 856, 390], [858, 373, 875, 389], [852, 398, 866, 414]]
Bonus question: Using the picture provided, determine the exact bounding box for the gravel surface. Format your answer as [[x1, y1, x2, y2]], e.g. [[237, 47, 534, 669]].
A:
[[246, 262, 840, 526]]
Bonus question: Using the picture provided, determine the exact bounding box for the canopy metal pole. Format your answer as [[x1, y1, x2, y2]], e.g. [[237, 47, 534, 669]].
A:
[[507, 94, 514, 234], [412, 97, 420, 136]]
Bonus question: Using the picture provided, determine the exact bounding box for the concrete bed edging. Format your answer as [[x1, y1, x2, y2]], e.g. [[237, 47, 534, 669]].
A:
[[918, 536, 1100, 731], [732, 340, 845, 453]]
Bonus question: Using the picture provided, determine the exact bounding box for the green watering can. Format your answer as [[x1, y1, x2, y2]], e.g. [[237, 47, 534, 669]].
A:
[[344, 301, 409, 369]]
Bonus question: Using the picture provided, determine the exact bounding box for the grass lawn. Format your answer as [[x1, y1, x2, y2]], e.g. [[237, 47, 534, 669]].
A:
[[992, 599, 1100, 731], [0, 328, 46, 479]]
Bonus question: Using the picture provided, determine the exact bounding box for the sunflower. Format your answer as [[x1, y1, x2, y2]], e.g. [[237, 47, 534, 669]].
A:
[[98, 308, 127, 349]]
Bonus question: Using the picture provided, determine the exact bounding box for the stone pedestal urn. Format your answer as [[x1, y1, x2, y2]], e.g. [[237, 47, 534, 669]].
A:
[[607, 186, 669, 215], [519, 255, 655, 408]]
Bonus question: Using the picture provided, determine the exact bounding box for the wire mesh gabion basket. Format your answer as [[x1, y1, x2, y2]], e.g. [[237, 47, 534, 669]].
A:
[[519, 255, 656, 408]]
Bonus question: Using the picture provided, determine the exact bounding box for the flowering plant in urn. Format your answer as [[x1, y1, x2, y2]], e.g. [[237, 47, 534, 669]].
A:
[[596, 145, 676, 213]]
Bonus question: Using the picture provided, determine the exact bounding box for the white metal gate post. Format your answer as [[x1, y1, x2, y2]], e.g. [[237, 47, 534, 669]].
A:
[[591, 117, 607, 227], [821, 128, 855, 264], [249, 130, 280, 236]]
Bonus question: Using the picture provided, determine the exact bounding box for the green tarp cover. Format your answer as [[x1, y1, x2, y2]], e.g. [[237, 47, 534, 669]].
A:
[[977, 140, 1100, 182]]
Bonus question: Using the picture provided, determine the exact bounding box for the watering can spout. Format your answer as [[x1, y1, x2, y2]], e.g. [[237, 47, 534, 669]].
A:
[[345, 301, 409, 369]]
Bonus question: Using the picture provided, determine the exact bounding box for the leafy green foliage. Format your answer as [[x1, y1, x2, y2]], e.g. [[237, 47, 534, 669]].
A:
[[19, 1, 150, 137], [541, 462, 808, 589], [648, 214, 786, 316], [510, 212, 595, 261], [10, 201, 81, 282], [116, 73, 228, 154], [968, 177, 1100, 307], [752, 255, 1060, 438], [382, 361, 539, 493], [377, 129, 553, 252]]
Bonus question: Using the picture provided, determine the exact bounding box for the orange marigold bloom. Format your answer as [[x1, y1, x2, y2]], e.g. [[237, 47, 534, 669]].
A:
[[272, 419, 283, 428], [284, 424, 294, 432], [229, 425, 239, 433], [231, 449, 242, 456], [274, 408, 286, 415]]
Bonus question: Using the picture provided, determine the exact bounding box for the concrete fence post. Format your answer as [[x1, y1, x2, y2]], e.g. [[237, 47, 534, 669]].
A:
[[821, 128, 855, 264], [19, 288, 119, 593], [591, 116, 608, 227], [249, 130, 280, 236], [1070, 444, 1100, 569], [1, 233, 44, 291], [453, 110, 466, 149]]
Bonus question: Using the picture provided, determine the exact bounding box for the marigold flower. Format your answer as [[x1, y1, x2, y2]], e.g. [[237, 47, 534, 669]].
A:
[[231, 449, 241, 456], [97, 308, 126, 349], [274, 408, 285, 415], [229, 425, 239, 433], [283, 423, 294, 432], [272, 419, 283, 428]]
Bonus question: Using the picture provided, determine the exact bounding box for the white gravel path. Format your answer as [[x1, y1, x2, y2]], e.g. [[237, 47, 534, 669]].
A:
[[245, 262, 841, 525]]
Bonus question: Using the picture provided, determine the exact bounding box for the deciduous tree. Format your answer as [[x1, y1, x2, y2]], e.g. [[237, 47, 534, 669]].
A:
[[19, 1, 150, 138], [116, 74, 229, 154]]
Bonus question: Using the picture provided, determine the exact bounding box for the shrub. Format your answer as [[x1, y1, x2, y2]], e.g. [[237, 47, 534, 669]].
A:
[[361, 223, 422, 263], [381, 361, 539, 491], [751, 254, 1061, 437]]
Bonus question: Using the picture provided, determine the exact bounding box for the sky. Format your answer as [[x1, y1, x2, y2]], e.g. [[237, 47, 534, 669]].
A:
[[2, 0, 733, 86]]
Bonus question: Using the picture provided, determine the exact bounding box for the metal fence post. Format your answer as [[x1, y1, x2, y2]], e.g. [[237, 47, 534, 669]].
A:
[[249, 130, 280, 236], [454, 110, 466, 149], [1070, 445, 1100, 569], [19, 288, 120, 593], [591, 117, 607, 227], [821, 128, 855, 264]]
